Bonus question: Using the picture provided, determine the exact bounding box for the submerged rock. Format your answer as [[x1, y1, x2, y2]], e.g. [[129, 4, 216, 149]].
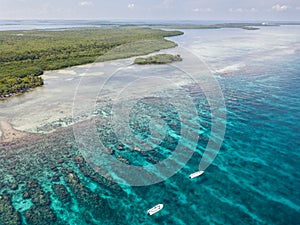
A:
[[103, 148, 115, 155], [52, 184, 71, 204], [25, 180, 51, 208], [25, 206, 57, 225], [26, 179, 38, 189], [52, 174, 60, 182], [79, 166, 123, 193], [117, 155, 130, 164], [30, 188, 51, 207], [0, 183, 5, 189], [116, 142, 125, 151], [24, 180, 57, 225], [0, 195, 22, 225], [63, 170, 113, 221], [57, 159, 64, 164], [146, 156, 159, 164], [10, 183, 18, 190], [133, 146, 141, 152], [23, 192, 30, 199], [73, 155, 84, 166]]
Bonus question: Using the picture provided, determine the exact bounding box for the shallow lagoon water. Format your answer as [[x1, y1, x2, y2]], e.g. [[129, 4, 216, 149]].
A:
[[0, 26, 300, 224]]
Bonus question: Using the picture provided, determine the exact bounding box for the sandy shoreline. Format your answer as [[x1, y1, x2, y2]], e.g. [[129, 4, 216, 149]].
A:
[[0, 116, 98, 146], [0, 120, 31, 143]]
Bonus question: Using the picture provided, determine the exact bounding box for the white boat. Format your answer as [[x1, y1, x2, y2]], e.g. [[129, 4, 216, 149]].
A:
[[189, 170, 204, 179], [147, 204, 164, 215]]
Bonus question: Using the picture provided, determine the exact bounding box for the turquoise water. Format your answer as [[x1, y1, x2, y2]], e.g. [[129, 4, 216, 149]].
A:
[[206, 54, 300, 224], [1, 26, 300, 224]]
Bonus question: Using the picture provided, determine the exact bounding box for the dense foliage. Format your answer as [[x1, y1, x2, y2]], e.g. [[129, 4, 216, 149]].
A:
[[134, 54, 182, 65], [0, 28, 183, 98]]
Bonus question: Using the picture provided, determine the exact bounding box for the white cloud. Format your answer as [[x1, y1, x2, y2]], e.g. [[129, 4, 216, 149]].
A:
[[229, 7, 258, 13], [163, 0, 174, 6], [296, 6, 300, 10], [229, 8, 243, 12], [79, 1, 93, 7], [272, 4, 288, 11], [193, 8, 212, 12], [128, 3, 135, 9]]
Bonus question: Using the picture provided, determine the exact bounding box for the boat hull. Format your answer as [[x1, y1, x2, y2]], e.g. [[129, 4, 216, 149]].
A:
[[147, 204, 164, 215], [189, 170, 204, 179]]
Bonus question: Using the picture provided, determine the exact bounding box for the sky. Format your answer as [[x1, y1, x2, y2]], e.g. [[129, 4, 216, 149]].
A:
[[0, 0, 300, 21]]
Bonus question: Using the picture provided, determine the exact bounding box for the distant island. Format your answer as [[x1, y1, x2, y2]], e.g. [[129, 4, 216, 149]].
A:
[[150, 23, 264, 30], [134, 54, 182, 65]]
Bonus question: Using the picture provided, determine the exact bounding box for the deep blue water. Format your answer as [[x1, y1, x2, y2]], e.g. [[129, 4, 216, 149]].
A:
[[209, 53, 300, 224], [124, 51, 300, 224]]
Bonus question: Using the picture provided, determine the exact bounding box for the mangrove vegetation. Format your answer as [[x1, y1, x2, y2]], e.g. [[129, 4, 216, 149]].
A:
[[0, 27, 183, 98], [134, 54, 182, 65]]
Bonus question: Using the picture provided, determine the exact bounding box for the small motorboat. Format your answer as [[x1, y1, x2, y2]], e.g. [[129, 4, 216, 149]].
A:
[[147, 204, 164, 215], [189, 170, 204, 179]]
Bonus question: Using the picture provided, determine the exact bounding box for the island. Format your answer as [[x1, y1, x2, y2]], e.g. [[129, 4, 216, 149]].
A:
[[0, 28, 183, 99], [1, 21, 284, 99], [134, 54, 182, 65], [148, 22, 273, 30]]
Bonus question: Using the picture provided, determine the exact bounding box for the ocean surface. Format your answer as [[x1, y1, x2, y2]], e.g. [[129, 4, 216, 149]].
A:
[[0, 23, 300, 224]]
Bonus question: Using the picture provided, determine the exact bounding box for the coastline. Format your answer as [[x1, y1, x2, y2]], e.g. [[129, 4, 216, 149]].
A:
[[1, 21, 279, 100], [0, 46, 183, 136], [2, 21, 291, 100], [0, 121, 31, 143], [0, 28, 183, 100]]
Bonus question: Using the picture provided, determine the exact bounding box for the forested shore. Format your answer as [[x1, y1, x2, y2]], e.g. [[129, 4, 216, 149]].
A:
[[0, 28, 183, 99]]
